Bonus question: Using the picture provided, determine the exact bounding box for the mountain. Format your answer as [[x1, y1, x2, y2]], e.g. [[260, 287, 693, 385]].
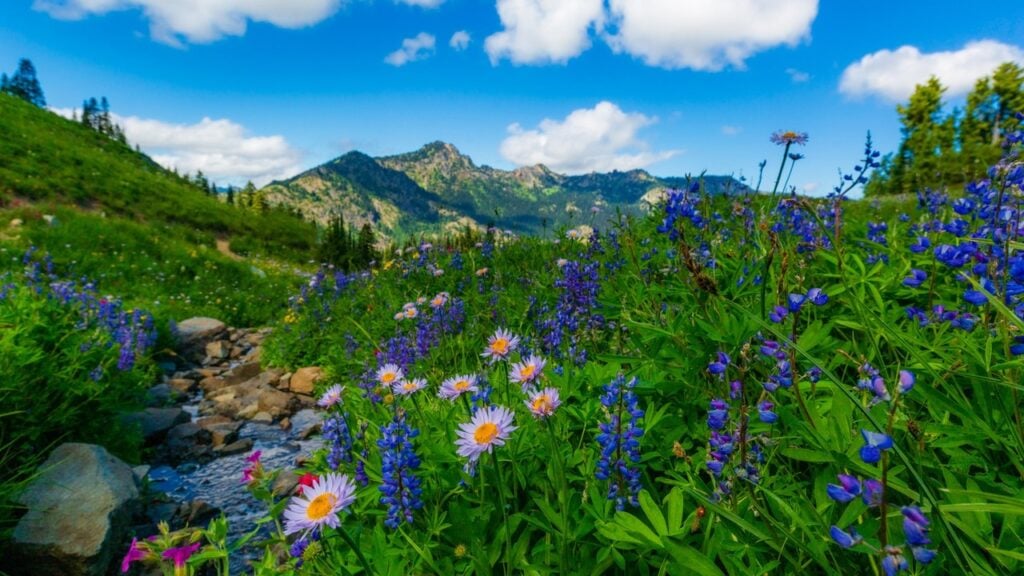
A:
[[263, 141, 750, 237]]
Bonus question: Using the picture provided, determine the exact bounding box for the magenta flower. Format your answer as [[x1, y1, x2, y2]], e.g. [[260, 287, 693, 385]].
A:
[[120, 537, 146, 573], [161, 541, 201, 568]]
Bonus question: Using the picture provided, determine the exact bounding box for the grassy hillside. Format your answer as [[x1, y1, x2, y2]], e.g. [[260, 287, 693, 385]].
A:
[[0, 93, 317, 261]]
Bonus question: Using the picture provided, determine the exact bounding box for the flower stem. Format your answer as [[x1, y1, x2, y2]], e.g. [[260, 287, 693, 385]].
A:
[[494, 455, 512, 576], [338, 526, 374, 575]]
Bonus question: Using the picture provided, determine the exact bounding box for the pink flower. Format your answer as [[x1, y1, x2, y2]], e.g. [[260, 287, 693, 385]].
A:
[[161, 541, 201, 568], [120, 538, 146, 573]]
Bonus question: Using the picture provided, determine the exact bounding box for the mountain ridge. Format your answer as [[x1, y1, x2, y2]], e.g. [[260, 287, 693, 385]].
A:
[[262, 141, 749, 237]]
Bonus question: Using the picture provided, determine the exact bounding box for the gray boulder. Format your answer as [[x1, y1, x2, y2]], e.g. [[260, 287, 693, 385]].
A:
[[175, 317, 227, 362], [3, 443, 138, 576]]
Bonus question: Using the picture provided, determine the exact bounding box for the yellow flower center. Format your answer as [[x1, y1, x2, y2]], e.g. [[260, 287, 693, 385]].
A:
[[403, 382, 417, 392], [531, 394, 552, 413], [381, 372, 397, 384], [474, 422, 499, 444], [454, 380, 470, 391], [432, 297, 443, 306], [490, 338, 509, 355], [306, 493, 337, 521], [405, 309, 417, 318], [519, 364, 536, 379]]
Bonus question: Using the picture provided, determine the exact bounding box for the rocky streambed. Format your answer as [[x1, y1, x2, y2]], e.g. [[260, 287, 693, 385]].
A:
[[3, 318, 328, 576]]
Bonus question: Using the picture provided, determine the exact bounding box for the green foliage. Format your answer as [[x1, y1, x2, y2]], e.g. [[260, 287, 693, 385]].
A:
[[0, 282, 153, 531], [870, 62, 1024, 196], [1, 58, 45, 108], [0, 93, 317, 262]]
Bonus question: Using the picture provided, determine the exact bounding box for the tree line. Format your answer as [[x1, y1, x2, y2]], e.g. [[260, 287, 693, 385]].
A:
[[867, 62, 1024, 196]]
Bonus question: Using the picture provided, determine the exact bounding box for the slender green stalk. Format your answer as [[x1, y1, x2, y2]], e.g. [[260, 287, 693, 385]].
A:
[[494, 455, 512, 576], [337, 526, 374, 575], [545, 422, 570, 574]]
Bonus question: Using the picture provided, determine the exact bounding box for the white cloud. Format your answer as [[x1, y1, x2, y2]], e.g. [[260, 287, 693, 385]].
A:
[[33, 0, 341, 45], [450, 30, 471, 51], [485, 0, 604, 65], [52, 107, 302, 185], [721, 125, 741, 136], [839, 40, 1024, 101], [385, 32, 436, 66], [604, 0, 817, 70], [396, 0, 444, 7], [500, 101, 678, 174], [786, 68, 810, 83]]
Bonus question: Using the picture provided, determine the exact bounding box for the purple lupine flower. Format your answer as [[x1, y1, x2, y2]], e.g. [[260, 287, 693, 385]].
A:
[[595, 375, 644, 510], [862, 478, 883, 507], [830, 525, 862, 548], [826, 474, 862, 503], [377, 414, 423, 529], [903, 269, 927, 288], [859, 429, 894, 464]]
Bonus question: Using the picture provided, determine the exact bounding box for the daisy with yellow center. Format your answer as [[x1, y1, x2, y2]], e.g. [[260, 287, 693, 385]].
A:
[[393, 377, 427, 396], [438, 374, 479, 400], [376, 364, 405, 386], [430, 292, 450, 308], [525, 387, 561, 419], [282, 473, 356, 536], [455, 405, 516, 462], [476, 267, 489, 277], [317, 384, 344, 408], [404, 306, 419, 319], [482, 328, 520, 363], [510, 354, 546, 391]]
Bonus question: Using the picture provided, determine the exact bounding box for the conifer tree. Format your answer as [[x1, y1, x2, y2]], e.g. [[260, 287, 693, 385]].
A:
[[318, 212, 351, 269], [6, 59, 45, 107], [356, 223, 377, 267]]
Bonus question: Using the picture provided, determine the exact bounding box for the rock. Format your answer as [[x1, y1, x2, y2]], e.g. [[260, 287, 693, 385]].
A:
[[277, 372, 292, 391], [217, 438, 254, 455], [236, 403, 260, 420], [258, 387, 297, 417], [145, 383, 186, 407], [229, 345, 244, 359], [290, 367, 323, 395], [196, 368, 222, 378], [162, 423, 213, 463], [246, 333, 265, 346], [175, 317, 227, 362], [290, 409, 323, 439], [279, 417, 291, 430], [223, 361, 261, 386], [176, 500, 221, 528], [196, 416, 242, 448], [199, 376, 228, 394], [3, 444, 138, 576], [272, 471, 301, 497], [205, 340, 231, 360], [167, 378, 197, 394], [132, 465, 150, 484], [122, 408, 189, 445], [252, 411, 273, 423]]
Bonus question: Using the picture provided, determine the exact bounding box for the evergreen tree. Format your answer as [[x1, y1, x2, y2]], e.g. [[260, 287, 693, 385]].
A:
[[318, 212, 352, 269], [97, 97, 113, 136], [240, 181, 257, 209], [0, 73, 8, 93], [226, 186, 235, 206], [356, 223, 377, 267], [6, 59, 45, 107], [888, 77, 948, 195]]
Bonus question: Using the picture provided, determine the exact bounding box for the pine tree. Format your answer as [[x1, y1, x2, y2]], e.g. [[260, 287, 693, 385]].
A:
[[0, 73, 8, 93], [241, 181, 257, 209], [7, 59, 46, 107], [892, 76, 947, 194], [226, 186, 235, 206], [356, 223, 377, 267], [318, 212, 352, 269], [98, 97, 112, 136]]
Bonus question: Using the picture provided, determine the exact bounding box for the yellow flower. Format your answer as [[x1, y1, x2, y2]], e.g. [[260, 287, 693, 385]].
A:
[[454, 544, 467, 558]]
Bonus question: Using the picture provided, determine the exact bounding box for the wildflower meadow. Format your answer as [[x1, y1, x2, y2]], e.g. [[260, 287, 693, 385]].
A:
[[96, 123, 1024, 575]]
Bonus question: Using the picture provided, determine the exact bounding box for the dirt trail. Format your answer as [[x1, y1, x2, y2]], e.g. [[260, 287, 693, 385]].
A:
[[215, 238, 242, 261]]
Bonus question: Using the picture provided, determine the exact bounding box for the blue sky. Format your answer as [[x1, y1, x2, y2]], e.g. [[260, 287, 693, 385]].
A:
[[2, 1, 1023, 195]]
